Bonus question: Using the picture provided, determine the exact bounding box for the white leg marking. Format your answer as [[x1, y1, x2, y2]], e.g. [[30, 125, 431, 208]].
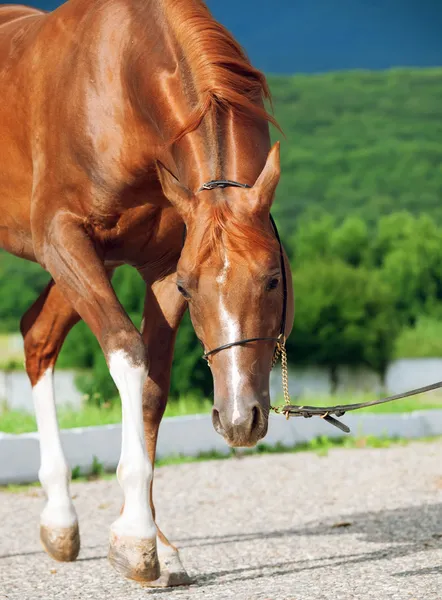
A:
[[217, 255, 243, 424], [33, 368, 77, 528], [109, 350, 156, 539]]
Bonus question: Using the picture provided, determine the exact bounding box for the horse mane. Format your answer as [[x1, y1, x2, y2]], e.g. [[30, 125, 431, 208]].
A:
[[196, 200, 278, 263], [163, 0, 280, 261], [164, 0, 280, 144]]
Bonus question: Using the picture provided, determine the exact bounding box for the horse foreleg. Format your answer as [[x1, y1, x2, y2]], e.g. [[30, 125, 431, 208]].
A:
[[36, 213, 159, 582], [139, 275, 192, 587], [21, 280, 81, 561]]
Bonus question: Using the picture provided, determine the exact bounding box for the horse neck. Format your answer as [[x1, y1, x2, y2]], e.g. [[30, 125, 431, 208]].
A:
[[120, 0, 272, 187], [62, 0, 271, 190], [170, 109, 271, 191]]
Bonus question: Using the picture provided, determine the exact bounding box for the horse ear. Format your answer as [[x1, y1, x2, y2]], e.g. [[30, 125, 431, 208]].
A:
[[156, 162, 193, 218], [251, 142, 281, 211]]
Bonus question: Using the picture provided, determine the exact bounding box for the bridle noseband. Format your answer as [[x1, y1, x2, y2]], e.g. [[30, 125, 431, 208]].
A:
[[184, 179, 288, 366]]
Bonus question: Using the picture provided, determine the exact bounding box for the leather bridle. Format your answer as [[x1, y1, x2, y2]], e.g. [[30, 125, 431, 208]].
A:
[[186, 179, 288, 364]]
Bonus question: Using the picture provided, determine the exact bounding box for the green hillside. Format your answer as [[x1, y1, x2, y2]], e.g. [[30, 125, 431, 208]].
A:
[[271, 68, 442, 232]]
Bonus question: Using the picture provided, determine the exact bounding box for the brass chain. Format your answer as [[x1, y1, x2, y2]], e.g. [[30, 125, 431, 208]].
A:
[[271, 341, 281, 368], [271, 335, 291, 418], [279, 341, 290, 406]]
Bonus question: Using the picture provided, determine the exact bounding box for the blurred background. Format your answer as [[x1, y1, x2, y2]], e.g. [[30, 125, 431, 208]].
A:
[[1, 0, 442, 426]]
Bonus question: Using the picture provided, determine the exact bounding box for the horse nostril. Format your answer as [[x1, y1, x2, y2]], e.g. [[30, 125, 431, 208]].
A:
[[212, 408, 223, 433], [251, 405, 260, 432]]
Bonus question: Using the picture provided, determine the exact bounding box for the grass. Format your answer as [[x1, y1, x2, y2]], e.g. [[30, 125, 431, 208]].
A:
[[0, 395, 213, 434], [0, 403, 122, 434], [164, 396, 212, 417], [1, 433, 441, 493], [1, 391, 442, 435]]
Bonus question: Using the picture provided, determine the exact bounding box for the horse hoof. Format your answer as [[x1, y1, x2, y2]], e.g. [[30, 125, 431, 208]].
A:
[[142, 569, 193, 588], [142, 544, 193, 587], [108, 532, 160, 582], [40, 523, 80, 562]]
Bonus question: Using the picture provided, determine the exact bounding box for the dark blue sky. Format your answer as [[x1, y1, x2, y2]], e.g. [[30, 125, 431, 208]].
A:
[[14, 0, 442, 73]]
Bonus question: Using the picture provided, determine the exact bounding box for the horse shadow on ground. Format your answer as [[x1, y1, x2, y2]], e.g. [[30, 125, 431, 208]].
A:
[[163, 501, 442, 590], [178, 501, 442, 549], [0, 503, 441, 590]]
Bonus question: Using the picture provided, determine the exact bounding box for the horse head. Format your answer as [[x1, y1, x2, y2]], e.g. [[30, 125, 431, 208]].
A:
[[157, 143, 294, 447]]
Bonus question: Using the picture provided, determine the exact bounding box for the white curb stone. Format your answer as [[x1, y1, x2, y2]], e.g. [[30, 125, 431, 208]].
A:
[[1, 410, 442, 484]]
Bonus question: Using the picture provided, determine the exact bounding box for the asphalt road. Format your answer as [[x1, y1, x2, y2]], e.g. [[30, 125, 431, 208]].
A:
[[1, 441, 442, 600]]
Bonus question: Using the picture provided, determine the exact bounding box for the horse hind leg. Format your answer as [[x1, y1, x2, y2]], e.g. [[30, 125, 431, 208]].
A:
[[21, 280, 81, 562]]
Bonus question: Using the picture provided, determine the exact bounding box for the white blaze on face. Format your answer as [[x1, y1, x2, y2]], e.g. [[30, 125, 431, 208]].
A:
[[33, 368, 77, 528], [217, 254, 243, 424]]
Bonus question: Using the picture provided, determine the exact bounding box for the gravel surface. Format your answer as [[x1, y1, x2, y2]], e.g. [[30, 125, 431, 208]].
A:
[[1, 441, 442, 600]]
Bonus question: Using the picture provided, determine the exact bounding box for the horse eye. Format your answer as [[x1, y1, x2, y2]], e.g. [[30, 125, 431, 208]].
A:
[[266, 278, 279, 291], [177, 284, 190, 299]]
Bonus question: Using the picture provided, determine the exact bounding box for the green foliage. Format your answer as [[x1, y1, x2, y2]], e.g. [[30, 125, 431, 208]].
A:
[[374, 214, 442, 322], [0, 254, 49, 332], [170, 312, 213, 399], [394, 317, 442, 359], [270, 68, 442, 235], [287, 210, 442, 374], [288, 259, 398, 374], [71, 465, 81, 480], [90, 456, 104, 478]]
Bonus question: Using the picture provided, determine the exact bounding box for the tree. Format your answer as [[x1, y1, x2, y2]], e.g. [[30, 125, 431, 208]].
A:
[[0, 251, 49, 332], [170, 312, 213, 399], [287, 259, 399, 387], [370, 213, 442, 324]]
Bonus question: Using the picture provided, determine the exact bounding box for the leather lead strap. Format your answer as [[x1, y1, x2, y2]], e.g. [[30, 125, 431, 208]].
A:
[[277, 379, 442, 433]]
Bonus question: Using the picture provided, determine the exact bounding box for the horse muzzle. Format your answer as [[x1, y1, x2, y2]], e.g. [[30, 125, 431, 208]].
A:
[[211, 400, 268, 447]]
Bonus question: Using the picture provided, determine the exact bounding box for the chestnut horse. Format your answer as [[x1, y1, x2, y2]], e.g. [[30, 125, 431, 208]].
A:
[[0, 0, 294, 586]]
